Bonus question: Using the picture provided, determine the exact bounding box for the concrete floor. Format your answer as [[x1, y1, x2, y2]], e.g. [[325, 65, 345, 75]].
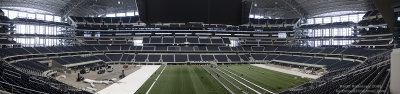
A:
[[55, 65, 141, 91]]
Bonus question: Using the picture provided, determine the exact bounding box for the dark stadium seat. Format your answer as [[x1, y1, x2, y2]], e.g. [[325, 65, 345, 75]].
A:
[[201, 55, 215, 61], [167, 46, 180, 51], [214, 55, 228, 62], [251, 46, 264, 51], [175, 55, 188, 62], [108, 46, 121, 50], [199, 39, 211, 44], [95, 55, 112, 62], [35, 47, 53, 53], [12, 61, 50, 72], [135, 54, 148, 62], [155, 46, 168, 51], [188, 55, 202, 61], [187, 38, 199, 44], [162, 55, 174, 62], [219, 46, 232, 51], [181, 46, 193, 51], [150, 37, 162, 43], [227, 55, 241, 62], [106, 54, 122, 61], [207, 46, 220, 51], [175, 38, 186, 44], [239, 55, 250, 61], [264, 55, 278, 61], [251, 54, 267, 60], [148, 55, 161, 62], [143, 46, 155, 51], [162, 37, 174, 43]]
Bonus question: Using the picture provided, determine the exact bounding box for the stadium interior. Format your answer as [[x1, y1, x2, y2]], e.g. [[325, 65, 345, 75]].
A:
[[0, 0, 399, 94]]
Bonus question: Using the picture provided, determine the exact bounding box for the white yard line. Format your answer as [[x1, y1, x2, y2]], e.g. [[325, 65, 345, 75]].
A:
[[97, 65, 161, 94], [201, 66, 235, 94], [251, 64, 320, 79], [216, 68, 261, 94], [145, 65, 167, 94], [219, 67, 275, 94]]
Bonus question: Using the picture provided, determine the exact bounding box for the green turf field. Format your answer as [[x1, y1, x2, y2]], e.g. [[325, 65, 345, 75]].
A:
[[220, 65, 311, 93], [136, 65, 229, 94], [135, 65, 311, 94], [135, 65, 165, 94]]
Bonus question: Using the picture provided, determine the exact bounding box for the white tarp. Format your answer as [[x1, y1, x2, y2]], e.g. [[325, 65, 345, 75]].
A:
[[97, 65, 161, 94]]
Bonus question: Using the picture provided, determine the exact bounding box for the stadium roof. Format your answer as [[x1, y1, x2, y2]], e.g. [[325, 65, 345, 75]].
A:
[[0, 0, 375, 18]]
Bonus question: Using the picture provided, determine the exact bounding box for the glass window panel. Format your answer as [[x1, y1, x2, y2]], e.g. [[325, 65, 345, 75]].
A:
[[40, 26, 45, 34], [126, 12, 135, 16], [278, 33, 287, 38], [249, 14, 254, 18], [332, 16, 340, 23], [358, 14, 365, 21], [18, 12, 27, 18], [3, 9, 8, 17], [349, 14, 358, 23], [340, 15, 348, 22], [36, 14, 45, 20], [30, 25, 35, 34], [324, 29, 330, 36], [134, 40, 143, 46], [106, 13, 116, 17], [134, 11, 139, 16], [45, 15, 53, 21], [27, 14, 36, 19], [8, 10, 18, 19], [315, 18, 323, 24], [116, 13, 125, 17], [323, 17, 331, 23], [307, 18, 314, 24], [54, 16, 61, 22]]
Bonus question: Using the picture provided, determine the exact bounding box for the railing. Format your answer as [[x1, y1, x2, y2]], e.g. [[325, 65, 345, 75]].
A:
[[0, 80, 47, 94]]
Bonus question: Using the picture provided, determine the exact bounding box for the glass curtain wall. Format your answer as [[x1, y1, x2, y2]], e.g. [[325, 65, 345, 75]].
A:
[[2, 8, 66, 47], [302, 12, 364, 47]]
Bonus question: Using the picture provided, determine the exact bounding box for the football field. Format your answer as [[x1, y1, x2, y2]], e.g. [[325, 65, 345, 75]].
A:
[[135, 65, 311, 94]]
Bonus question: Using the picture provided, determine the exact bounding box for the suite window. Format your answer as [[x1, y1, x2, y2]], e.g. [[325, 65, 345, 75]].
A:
[[349, 14, 358, 23], [134, 40, 143, 46], [315, 18, 323, 24], [3, 9, 8, 17], [278, 33, 287, 38], [54, 16, 61, 22], [229, 40, 239, 47], [340, 15, 348, 22], [358, 14, 365, 21], [8, 10, 18, 19], [324, 29, 330, 37], [116, 13, 126, 17], [27, 14, 36, 19], [307, 18, 314, 24], [106, 13, 116, 17], [134, 11, 139, 16], [18, 12, 27, 18], [323, 17, 331, 23], [126, 12, 135, 16], [45, 15, 53, 21], [332, 17, 340, 23], [36, 14, 45, 20]]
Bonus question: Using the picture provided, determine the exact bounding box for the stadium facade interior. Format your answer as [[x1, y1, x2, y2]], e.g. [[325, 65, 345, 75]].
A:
[[0, 0, 399, 94]]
